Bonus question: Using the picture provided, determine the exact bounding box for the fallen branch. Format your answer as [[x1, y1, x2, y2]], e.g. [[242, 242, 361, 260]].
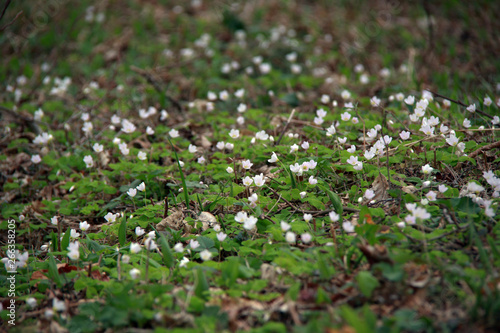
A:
[[468, 139, 500, 159], [0, 0, 12, 21]]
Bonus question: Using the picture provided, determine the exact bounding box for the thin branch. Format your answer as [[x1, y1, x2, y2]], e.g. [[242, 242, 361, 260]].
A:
[[0, 0, 11, 21], [428, 90, 493, 119], [439, 161, 460, 185], [468, 139, 500, 159], [274, 108, 296, 146], [0, 9, 22, 31]]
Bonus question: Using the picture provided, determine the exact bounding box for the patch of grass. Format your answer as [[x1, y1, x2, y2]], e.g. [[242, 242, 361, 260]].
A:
[[1, 0, 500, 332]]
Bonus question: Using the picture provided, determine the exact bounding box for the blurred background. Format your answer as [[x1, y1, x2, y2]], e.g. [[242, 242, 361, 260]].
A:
[[1, 0, 499, 102]]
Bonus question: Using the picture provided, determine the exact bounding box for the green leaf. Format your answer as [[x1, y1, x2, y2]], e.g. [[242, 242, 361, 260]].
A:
[[29, 222, 48, 231], [362, 305, 378, 330], [374, 262, 404, 282], [194, 268, 209, 301], [51, 232, 58, 252], [406, 177, 422, 185], [487, 235, 500, 259], [100, 198, 121, 213], [451, 197, 481, 215], [321, 185, 343, 216], [356, 271, 380, 298], [317, 252, 332, 279], [316, 287, 331, 304], [196, 236, 215, 250], [470, 224, 492, 274], [222, 257, 239, 288], [305, 196, 325, 210], [80, 203, 99, 215], [286, 282, 301, 301], [282, 93, 300, 107], [222, 9, 245, 32], [85, 238, 108, 253], [289, 172, 297, 189], [137, 254, 162, 268], [118, 217, 127, 247], [61, 228, 71, 252], [167, 137, 190, 207], [340, 305, 376, 333], [47, 256, 62, 287], [158, 234, 174, 269]]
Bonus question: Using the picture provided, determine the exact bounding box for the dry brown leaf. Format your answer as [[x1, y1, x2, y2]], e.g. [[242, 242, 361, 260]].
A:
[[57, 263, 78, 274], [379, 225, 391, 233], [197, 212, 216, 231], [31, 270, 49, 281], [326, 326, 356, 333], [200, 135, 212, 149], [162, 312, 195, 327], [48, 320, 69, 333], [93, 28, 132, 62], [0, 190, 17, 204], [371, 173, 389, 201], [257, 165, 272, 174], [270, 115, 284, 128], [191, 99, 209, 112], [0, 152, 31, 173], [405, 263, 431, 288], [130, 137, 151, 150], [358, 240, 393, 266], [402, 185, 418, 194], [39, 185, 54, 201], [90, 269, 110, 281], [157, 210, 185, 231], [98, 151, 110, 166], [260, 263, 278, 280], [30, 201, 46, 214]]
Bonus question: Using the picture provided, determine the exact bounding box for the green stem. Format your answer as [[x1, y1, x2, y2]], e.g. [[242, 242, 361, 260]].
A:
[[167, 137, 189, 208]]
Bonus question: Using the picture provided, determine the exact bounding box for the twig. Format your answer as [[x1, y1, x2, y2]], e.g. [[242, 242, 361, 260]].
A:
[[0, 10, 22, 31], [0, 0, 12, 21], [274, 108, 296, 146], [410, 224, 434, 233], [264, 193, 281, 219], [468, 139, 500, 159], [428, 90, 493, 119], [439, 161, 460, 185]]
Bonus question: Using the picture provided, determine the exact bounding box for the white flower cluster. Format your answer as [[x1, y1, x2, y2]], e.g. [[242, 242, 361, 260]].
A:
[[234, 212, 258, 230], [1, 250, 29, 270]]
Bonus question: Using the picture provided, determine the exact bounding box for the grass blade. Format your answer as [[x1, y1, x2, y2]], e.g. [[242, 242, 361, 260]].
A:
[[118, 215, 127, 247], [167, 137, 190, 208]]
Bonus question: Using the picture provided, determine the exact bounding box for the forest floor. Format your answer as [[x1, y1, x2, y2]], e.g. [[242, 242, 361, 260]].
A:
[[1, 1, 500, 332]]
